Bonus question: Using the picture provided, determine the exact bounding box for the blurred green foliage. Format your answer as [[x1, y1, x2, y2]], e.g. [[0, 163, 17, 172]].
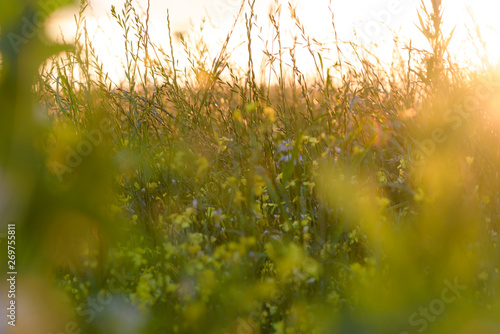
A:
[[2, 0, 500, 333]]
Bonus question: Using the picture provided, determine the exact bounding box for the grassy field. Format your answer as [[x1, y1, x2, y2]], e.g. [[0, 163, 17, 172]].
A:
[[2, 0, 500, 333]]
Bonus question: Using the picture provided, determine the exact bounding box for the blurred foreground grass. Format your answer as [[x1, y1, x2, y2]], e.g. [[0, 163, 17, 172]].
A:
[[2, 0, 500, 333]]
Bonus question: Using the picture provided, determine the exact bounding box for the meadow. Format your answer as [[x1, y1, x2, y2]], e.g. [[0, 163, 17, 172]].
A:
[[1, 0, 500, 333]]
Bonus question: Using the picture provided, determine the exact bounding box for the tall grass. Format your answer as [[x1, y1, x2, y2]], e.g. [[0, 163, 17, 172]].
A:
[[2, 0, 500, 333]]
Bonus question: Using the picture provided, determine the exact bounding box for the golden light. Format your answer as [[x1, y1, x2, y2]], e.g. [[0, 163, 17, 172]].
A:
[[43, 0, 500, 83]]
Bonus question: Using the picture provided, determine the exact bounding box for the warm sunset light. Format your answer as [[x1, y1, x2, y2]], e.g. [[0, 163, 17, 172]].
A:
[[44, 0, 500, 83], [3, 0, 500, 333]]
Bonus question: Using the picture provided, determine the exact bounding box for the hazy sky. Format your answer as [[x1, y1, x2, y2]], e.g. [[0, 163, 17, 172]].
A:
[[47, 0, 500, 81], [53, 0, 498, 32]]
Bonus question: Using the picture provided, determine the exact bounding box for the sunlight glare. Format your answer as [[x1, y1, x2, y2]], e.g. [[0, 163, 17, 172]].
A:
[[44, 0, 500, 84]]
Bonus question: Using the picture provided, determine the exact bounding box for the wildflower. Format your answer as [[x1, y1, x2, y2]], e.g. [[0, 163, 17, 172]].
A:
[[263, 106, 276, 122], [401, 107, 417, 118], [233, 110, 243, 122]]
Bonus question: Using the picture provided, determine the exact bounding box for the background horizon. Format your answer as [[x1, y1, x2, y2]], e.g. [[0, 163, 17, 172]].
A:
[[46, 0, 500, 82]]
